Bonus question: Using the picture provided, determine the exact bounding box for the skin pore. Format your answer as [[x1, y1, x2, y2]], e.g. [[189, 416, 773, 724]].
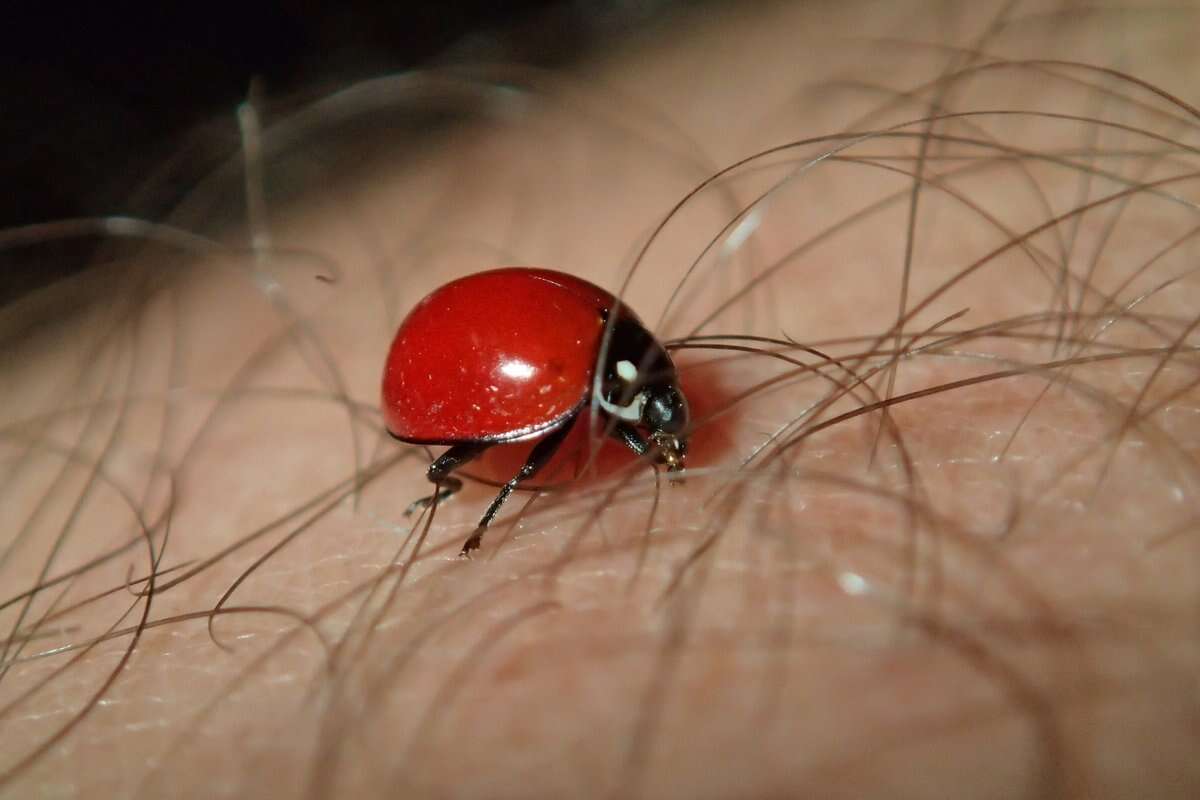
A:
[[2, 1, 1200, 797]]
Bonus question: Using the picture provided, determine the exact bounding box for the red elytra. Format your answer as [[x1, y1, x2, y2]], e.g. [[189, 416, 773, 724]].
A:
[[383, 268, 610, 443], [382, 267, 690, 555]]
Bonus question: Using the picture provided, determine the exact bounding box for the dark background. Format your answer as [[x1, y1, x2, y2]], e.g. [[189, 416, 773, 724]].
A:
[[0, 1, 684, 303]]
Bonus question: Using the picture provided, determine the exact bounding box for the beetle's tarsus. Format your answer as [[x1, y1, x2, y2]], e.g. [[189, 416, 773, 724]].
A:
[[459, 529, 484, 557], [404, 476, 463, 516]]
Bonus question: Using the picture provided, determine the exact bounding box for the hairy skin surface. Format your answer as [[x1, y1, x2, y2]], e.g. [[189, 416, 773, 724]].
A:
[[2, 1, 1199, 798]]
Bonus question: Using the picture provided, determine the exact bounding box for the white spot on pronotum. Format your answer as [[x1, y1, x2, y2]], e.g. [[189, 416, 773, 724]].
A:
[[616, 360, 638, 382], [597, 391, 647, 422]]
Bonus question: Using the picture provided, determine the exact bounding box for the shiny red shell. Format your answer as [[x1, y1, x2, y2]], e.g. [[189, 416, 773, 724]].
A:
[[382, 268, 623, 444]]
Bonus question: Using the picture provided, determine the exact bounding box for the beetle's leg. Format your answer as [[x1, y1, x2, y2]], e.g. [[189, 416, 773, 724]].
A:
[[460, 416, 577, 556], [609, 422, 649, 457], [404, 442, 491, 516], [610, 421, 686, 478]]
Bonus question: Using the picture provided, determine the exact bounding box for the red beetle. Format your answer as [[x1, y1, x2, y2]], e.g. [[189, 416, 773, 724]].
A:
[[382, 267, 689, 554]]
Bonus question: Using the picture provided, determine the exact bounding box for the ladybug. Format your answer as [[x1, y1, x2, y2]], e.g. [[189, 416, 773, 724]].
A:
[[382, 267, 689, 555]]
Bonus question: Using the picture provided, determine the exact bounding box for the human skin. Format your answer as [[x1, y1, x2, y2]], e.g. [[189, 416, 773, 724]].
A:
[[2, 1, 1199, 798]]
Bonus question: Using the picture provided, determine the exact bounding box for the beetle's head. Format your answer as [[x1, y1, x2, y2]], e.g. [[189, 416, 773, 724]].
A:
[[643, 383, 688, 471]]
